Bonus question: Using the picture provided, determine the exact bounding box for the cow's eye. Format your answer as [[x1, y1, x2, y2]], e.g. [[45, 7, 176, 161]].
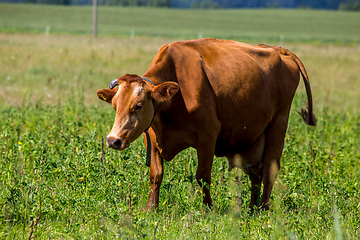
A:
[[134, 103, 142, 111]]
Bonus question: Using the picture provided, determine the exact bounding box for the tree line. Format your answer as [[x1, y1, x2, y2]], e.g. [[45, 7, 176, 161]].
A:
[[4, 0, 360, 10], [173, 0, 359, 10]]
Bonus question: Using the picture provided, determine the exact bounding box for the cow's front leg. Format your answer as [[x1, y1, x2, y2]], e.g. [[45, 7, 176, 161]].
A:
[[194, 113, 220, 207], [195, 148, 214, 207], [143, 131, 164, 211], [195, 131, 219, 207], [147, 147, 163, 210]]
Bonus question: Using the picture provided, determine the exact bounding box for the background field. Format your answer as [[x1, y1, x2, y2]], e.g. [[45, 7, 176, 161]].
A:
[[1, 3, 360, 43], [1, 4, 360, 239]]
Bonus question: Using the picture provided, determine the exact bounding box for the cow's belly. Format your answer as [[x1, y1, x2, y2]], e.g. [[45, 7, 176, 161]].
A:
[[215, 125, 266, 157], [224, 132, 265, 174], [215, 128, 266, 175], [214, 103, 272, 158]]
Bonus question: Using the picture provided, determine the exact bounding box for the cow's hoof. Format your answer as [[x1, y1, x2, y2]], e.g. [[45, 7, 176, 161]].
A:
[[260, 203, 270, 211]]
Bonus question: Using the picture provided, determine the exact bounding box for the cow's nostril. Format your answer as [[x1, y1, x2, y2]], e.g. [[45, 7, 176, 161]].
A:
[[113, 139, 121, 147], [107, 138, 122, 149]]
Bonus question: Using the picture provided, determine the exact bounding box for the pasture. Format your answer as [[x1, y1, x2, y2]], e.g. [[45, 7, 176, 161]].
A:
[[0, 4, 360, 239], [1, 3, 360, 43]]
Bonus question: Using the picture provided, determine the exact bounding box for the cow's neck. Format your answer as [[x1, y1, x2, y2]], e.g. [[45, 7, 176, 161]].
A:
[[148, 96, 194, 161], [142, 65, 185, 160]]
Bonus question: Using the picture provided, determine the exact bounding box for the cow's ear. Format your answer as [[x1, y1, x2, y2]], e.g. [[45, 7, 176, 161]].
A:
[[96, 88, 118, 104], [151, 82, 179, 103]]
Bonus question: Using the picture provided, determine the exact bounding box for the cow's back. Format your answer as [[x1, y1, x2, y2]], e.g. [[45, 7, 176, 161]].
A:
[[166, 38, 301, 155]]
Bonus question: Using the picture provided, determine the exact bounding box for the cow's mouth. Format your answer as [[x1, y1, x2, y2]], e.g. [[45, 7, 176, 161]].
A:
[[106, 137, 130, 150]]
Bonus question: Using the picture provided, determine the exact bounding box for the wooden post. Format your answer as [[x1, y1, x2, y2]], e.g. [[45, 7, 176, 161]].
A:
[[93, 0, 97, 39]]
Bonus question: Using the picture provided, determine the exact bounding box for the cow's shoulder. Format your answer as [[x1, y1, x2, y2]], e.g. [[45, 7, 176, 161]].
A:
[[149, 43, 171, 66], [165, 38, 226, 53], [148, 40, 209, 67]]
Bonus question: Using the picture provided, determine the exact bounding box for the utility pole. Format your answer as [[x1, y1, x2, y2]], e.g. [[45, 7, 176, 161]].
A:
[[93, 0, 97, 39]]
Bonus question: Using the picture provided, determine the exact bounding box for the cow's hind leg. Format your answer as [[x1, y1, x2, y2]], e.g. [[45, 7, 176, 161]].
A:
[[260, 113, 289, 210], [249, 172, 262, 210], [226, 133, 265, 210]]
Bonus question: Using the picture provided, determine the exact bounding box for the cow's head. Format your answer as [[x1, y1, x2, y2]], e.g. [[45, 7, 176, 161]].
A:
[[97, 74, 179, 150]]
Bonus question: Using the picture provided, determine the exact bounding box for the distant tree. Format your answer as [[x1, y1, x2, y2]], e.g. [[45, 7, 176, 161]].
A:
[[266, 1, 279, 8], [171, 0, 192, 8], [119, 0, 131, 6], [224, 0, 247, 8], [297, 4, 311, 9], [129, 0, 139, 6], [190, 0, 220, 8], [339, 0, 360, 10], [148, 0, 171, 7], [326, 0, 342, 9], [5, 0, 353, 9]]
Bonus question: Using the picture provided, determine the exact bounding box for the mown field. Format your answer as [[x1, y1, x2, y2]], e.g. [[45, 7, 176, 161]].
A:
[[1, 4, 360, 239], [1, 3, 360, 43]]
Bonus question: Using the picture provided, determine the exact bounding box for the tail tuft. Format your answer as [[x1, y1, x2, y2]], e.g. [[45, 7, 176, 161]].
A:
[[298, 108, 317, 126], [291, 52, 317, 128]]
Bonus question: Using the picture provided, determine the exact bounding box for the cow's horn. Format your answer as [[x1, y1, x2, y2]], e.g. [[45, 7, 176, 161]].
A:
[[109, 78, 119, 89]]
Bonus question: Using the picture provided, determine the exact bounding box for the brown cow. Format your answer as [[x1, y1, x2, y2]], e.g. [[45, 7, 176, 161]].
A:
[[97, 38, 316, 210]]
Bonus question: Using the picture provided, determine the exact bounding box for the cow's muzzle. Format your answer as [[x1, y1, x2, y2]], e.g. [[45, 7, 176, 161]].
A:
[[106, 137, 129, 150]]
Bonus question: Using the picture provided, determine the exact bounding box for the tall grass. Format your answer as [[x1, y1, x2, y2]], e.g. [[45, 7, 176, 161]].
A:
[[0, 87, 359, 238]]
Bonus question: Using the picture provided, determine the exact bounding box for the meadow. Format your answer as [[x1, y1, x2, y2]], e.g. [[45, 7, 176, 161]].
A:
[[1, 3, 360, 43], [0, 4, 360, 239]]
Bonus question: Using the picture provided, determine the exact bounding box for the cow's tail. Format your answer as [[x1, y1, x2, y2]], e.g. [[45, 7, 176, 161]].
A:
[[292, 53, 317, 126]]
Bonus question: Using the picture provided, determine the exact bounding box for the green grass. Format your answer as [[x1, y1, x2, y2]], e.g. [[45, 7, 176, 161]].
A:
[[0, 91, 359, 239], [1, 3, 360, 43]]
